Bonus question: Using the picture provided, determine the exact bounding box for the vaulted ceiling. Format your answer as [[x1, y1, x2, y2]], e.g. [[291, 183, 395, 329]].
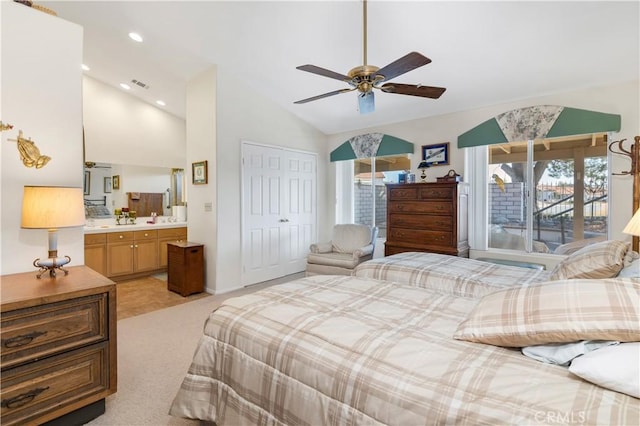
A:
[[42, 1, 639, 135]]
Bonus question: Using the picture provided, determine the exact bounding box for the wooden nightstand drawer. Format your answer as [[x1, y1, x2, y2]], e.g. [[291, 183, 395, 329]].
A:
[[388, 187, 419, 200], [1, 293, 108, 370], [389, 214, 452, 231], [389, 201, 452, 215], [0, 342, 109, 426]]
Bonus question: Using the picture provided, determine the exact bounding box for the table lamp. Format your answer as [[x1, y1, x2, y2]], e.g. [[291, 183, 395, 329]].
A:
[[21, 186, 85, 278], [623, 207, 640, 277], [417, 160, 430, 182]]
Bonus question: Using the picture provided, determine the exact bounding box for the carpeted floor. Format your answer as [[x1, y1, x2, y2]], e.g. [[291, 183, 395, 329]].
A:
[[86, 273, 303, 425]]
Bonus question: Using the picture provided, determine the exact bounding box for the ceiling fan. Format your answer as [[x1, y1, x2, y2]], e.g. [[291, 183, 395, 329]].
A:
[[294, 0, 446, 114]]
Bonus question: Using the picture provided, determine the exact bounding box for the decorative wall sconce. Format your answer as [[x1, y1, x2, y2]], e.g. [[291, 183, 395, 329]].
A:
[[8, 130, 51, 169]]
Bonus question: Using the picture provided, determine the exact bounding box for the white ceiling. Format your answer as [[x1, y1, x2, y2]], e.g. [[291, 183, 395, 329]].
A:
[[42, 1, 639, 135]]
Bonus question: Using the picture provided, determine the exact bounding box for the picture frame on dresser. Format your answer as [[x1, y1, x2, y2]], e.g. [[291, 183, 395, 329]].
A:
[[421, 142, 450, 167]]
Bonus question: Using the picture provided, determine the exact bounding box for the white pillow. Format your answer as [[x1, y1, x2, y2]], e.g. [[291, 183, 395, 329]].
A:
[[617, 259, 640, 278], [568, 342, 640, 398]]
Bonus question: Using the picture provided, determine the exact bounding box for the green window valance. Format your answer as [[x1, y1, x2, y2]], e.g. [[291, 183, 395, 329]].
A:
[[457, 105, 621, 148], [330, 133, 414, 162]]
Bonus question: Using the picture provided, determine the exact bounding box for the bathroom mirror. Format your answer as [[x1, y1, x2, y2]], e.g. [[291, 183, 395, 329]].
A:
[[83, 162, 185, 218]]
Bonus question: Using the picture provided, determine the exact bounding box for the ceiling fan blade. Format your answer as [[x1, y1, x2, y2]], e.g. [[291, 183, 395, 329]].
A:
[[358, 91, 375, 114], [380, 83, 446, 99], [296, 64, 351, 82], [294, 88, 354, 104], [372, 52, 432, 82]]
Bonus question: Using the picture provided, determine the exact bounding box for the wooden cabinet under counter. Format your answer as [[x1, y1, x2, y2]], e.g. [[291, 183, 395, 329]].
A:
[[0, 266, 116, 426], [385, 182, 469, 257], [84, 226, 186, 280]]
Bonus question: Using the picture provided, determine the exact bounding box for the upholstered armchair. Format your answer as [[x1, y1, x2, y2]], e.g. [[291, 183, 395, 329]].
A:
[[305, 224, 379, 276]]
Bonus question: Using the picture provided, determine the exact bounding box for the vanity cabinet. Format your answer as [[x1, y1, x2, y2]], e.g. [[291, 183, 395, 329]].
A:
[[158, 227, 188, 268], [84, 233, 107, 276], [105, 231, 158, 278], [85, 226, 185, 280], [0, 266, 116, 426]]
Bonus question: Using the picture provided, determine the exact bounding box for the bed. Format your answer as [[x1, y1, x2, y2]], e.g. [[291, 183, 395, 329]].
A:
[[84, 196, 112, 218], [170, 240, 638, 424], [353, 251, 551, 298], [169, 273, 639, 425]]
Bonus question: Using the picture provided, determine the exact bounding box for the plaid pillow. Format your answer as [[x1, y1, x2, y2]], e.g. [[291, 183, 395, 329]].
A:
[[550, 239, 628, 280], [453, 278, 640, 347]]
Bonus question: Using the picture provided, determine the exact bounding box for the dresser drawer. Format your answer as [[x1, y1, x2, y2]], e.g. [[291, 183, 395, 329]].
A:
[[388, 228, 453, 246], [389, 201, 453, 215], [1, 294, 108, 370], [0, 342, 109, 426], [388, 187, 419, 200], [389, 214, 452, 231], [418, 186, 454, 199]]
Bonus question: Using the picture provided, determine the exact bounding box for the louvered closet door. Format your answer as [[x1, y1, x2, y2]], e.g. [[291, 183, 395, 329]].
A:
[[241, 142, 317, 285]]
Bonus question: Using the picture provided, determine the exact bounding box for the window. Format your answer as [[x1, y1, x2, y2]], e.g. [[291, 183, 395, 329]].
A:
[[487, 134, 609, 254], [352, 155, 410, 237]]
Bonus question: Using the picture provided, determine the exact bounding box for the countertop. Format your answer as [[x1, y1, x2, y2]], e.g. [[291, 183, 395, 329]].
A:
[[84, 220, 187, 234]]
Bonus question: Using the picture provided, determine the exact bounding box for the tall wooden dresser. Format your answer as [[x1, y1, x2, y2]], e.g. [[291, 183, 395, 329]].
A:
[[0, 266, 117, 425], [385, 182, 469, 257]]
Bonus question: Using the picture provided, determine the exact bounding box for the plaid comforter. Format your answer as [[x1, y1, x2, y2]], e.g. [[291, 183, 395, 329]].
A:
[[169, 275, 638, 425], [353, 252, 551, 298]]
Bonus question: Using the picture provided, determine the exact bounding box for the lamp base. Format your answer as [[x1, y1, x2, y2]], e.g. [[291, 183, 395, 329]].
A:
[[33, 255, 71, 279]]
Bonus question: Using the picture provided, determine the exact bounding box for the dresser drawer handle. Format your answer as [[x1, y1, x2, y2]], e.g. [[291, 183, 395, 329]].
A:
[[2, 330, 47, 348], [1, 386, 49, 409]]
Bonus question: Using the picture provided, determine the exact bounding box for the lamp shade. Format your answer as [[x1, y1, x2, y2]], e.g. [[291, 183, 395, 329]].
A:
[[21, 186, 85, 229], [623, 208, 640, 237]]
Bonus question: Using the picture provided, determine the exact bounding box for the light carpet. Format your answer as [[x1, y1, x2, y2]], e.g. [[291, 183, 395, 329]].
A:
[[87, 275, 301, 425]]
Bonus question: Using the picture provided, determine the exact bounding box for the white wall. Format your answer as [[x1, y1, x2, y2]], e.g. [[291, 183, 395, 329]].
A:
[[1, 2, 84, 275], [211, 66, 328, 294], [83, 76, 186, 169], [327, 80, 640, 249]]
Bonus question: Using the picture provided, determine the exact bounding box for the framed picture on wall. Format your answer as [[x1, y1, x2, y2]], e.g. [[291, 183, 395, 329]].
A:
[[421, 142, 450, 167], [104, 176, 112, 193], [112, 175, 120, 190], [192, 161, 208, 185], [84, 171, 91, 195]]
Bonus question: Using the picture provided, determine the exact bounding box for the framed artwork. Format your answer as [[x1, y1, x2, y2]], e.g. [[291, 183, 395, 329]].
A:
[[421, 142, 450, 167], [112, 175, 120, 190], [83, 171, 91, 195], [104, 176, 112, 193], [192, 160, 208, 185]]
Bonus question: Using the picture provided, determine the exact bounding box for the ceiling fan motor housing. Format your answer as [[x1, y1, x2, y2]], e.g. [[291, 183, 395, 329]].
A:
[[348, 65, 384, 93]]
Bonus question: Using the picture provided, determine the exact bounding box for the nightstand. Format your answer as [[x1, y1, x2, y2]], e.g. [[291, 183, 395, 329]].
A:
[[0, 266, 117, 425]]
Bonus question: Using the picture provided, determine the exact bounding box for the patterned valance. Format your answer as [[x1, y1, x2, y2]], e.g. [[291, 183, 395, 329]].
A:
[[330, 133, 414, 162], [457, 106, 621, 148]]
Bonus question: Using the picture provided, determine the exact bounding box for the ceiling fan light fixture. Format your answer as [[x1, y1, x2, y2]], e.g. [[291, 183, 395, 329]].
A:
[[358, 91, 375, 114]]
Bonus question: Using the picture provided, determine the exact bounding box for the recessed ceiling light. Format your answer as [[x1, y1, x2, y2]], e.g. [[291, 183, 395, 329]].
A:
[[128, 32, 143, 42], [82, 64, 90, 71], [120, 83, 131, 90], [156, 100, 166, 106]]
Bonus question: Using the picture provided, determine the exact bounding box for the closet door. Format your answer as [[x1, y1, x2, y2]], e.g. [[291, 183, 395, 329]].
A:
[[241, 142, 317, 285]]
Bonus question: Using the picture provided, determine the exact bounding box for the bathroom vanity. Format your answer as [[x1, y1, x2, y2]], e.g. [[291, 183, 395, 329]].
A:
[[84, 222, 187, 280]]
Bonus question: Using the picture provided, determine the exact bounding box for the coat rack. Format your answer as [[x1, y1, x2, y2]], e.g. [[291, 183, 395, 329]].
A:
[[609, 135, 640, 251]]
